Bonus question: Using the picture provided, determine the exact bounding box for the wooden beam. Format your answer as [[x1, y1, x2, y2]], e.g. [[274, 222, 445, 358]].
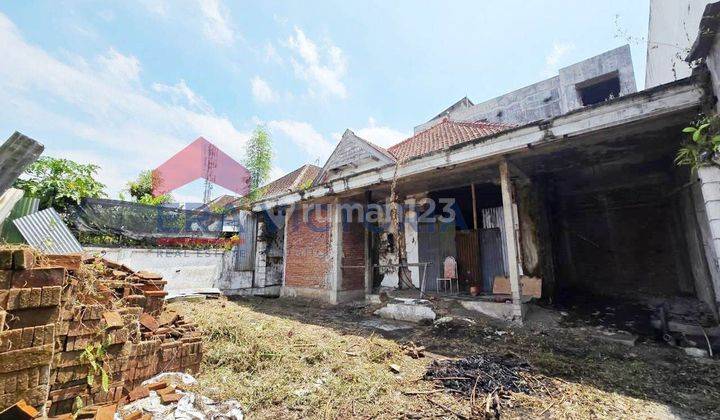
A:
[[471, 183, 478, 230], [499, 160, 523, 322]]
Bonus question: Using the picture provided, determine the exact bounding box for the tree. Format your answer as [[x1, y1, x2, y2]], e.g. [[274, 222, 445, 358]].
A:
[[125, 170, 173, 206], [14, 156, 106, 213], [244, 125, 273, 201]]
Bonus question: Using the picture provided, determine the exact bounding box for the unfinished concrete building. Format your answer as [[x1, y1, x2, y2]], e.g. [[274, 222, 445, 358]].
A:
[[249, 44, 720, 332]]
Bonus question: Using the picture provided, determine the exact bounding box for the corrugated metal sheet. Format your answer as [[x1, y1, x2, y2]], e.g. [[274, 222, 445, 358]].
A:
[[482, 206, 509, 274], [0, 188, 24, 225], [234, 210, 257, 271], [455, 230, 481, 289], [13, 208, 83, 253], [0, 132, 44, 196], [1, 195, 39, 243], [480, 228, 506, 292]]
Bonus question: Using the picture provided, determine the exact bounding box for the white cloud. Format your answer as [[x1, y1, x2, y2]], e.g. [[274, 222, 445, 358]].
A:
[[264, 42, 283, 64], [352, 117, 410, 148], [286, 27, 347, 99], [195, 0, 235, 46], [266, 119, 335, 162], [139, 0, 169, 16], [250, 76, 278, 104], [96, 48, 141, 86], [542, 41, 575, 77], [139, 0, 235, 46], [0, 12, 250, 198], [153, 79, 214, 113]]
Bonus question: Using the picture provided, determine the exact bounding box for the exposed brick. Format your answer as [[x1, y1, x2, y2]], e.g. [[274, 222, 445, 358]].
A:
[[0, 271, 10, 289], [20, 327, 35, 349], [44, 254, 82, 272], [341, 214, 366, 291], [12, 249, 36, 270], [284, 205, 333, 288], [0, 251, 12, 270], [11, 267, 66, 288], [40, 286, 62, 307], [6, 289, 21, 310], [0, 343, 53, 373]]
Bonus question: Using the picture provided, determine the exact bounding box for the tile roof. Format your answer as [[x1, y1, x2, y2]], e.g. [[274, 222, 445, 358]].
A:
[[261, 164, 321, 198], [387, 118, 510, 162]]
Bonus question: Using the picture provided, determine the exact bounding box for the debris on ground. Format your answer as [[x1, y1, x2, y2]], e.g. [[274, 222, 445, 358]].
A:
[[401, 342, 426, 359], [424, 353, 534, 397], [118, 373, 243, 419]]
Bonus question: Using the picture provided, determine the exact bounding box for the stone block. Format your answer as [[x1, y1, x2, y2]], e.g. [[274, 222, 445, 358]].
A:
[[374, 302, 436, 324], [44, 254, 82, 272], [0, 271, 10, 289]]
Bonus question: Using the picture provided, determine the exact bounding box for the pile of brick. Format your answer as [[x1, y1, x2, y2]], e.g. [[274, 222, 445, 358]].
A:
[[0, 249, 62, 411], [0, 247, 203, 418]]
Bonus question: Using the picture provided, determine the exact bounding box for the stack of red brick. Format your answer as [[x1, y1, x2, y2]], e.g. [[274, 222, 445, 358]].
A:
[[0, 247, 203, 417], [0, 249, 62, 411]]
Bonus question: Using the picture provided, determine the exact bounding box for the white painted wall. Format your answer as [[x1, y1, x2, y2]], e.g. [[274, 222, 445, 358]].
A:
[[85, 246, 270, 296], [646, 0, 712, 88]]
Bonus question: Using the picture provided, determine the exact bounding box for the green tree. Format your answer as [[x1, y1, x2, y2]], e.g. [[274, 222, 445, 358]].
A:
[[125, 170, 173, 206], [14, 156, 106, 213], [244, 125, 273, 201]]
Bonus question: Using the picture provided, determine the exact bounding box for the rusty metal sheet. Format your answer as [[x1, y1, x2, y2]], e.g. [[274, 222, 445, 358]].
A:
[[455, 230, 481, 291]]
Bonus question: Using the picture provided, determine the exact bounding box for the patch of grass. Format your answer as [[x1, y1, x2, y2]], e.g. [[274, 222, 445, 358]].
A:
[[172, 298, 720, 419], [171, 299, 433, 419]]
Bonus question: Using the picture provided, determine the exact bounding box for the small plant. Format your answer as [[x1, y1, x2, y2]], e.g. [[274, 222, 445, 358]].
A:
[[676, 115, 720, 171], [80, 340, 111, 392]]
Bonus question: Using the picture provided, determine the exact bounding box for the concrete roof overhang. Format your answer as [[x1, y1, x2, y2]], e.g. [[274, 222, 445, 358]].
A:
[[252, 77, 706, 211]]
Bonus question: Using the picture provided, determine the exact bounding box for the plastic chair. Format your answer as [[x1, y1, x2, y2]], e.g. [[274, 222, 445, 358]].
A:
[[436, 256, 459, 294]]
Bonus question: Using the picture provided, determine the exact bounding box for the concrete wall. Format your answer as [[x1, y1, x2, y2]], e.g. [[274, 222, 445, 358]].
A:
[[646, 0, 712, 88], [697, 167, 720, 313], [416, 46, 636, 130], [86, 246, 278, 296]]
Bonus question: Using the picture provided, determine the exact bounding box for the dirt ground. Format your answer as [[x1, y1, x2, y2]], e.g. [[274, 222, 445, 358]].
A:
[[170, 297, 720, 419]]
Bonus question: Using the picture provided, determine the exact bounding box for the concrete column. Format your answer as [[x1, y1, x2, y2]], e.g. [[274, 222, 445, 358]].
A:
[[698, 166, 720, 311], [331, 199, 343, 302], [500, 161, 524, 322]]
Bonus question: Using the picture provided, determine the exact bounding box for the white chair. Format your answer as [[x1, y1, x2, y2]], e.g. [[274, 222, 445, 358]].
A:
[[436, 256, 459, 294]]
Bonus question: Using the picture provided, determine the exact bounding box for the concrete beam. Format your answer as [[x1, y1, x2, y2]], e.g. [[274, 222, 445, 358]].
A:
[[253, 79, 703, 212]]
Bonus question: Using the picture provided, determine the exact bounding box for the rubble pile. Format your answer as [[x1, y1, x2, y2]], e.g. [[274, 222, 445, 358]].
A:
[[424, 353, 533, 397], [0, 247, 203, 417]]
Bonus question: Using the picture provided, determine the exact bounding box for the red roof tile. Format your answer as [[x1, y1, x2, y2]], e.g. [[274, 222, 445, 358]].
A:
[[387, 118, 510, 162], [261, 164, 321, 198]]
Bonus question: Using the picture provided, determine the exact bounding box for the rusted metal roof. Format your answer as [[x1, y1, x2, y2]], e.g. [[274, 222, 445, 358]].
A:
[[14, 208, 83, 254]]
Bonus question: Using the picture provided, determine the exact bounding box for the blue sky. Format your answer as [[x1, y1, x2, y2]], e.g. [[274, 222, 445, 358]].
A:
[[0, 1, 650, 202]]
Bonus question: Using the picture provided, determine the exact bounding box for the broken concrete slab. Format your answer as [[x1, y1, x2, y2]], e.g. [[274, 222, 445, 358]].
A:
[[359, 318, 414, 332], [591, 331, 638, 347], [683, 347, 710, 358], [458, 300, 517, 322], [374, 301, 436, 324]]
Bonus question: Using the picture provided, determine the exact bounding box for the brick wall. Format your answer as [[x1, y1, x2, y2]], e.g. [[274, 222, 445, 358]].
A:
[[284, 205, 333, 289], [341, 217, 365, 291]]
